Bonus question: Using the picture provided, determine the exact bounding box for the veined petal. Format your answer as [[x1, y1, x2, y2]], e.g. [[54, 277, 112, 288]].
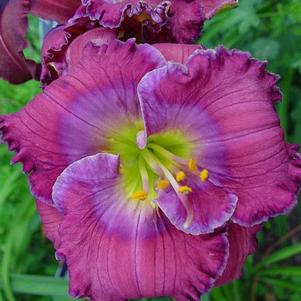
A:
[[0, 0, 39, 84], [36, 199, 62, 248], [138, 46, 299, 227], [0, 40, 165, 204], [30, 0, 81, 23], [157, 179, 237, 235], [216, 223, 261, 286], [53, 153, 229, 300]]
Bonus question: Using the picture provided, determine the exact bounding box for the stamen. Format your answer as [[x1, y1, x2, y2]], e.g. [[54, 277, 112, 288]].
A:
[[176, 171, 186, 182], [138, 156, 149, 193], [157, 179, 170, 190], [200, 169, 209, 182], [178, 185, 193, 194], [188, 159, 198, 172], [132, 191, 148, 201], [142, 149, 194, 228], [148, 143, 187, 165]]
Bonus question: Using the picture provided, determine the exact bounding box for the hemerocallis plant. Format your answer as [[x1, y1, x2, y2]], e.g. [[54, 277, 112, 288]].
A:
[[0, 1, 301, 301]]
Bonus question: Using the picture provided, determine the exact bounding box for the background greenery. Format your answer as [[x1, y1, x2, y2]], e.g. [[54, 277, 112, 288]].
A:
[[0, 0, 301, 300]]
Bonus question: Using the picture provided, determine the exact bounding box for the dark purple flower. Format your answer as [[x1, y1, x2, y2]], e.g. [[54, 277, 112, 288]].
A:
[[40, 0, 238, 86], [70, 0, 238, 43], [0, 0, 237, 85], [1, 40, 300, 299]]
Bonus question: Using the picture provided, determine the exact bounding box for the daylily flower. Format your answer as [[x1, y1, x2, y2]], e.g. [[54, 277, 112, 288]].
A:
[[0, 0, 238, 84], [1, 39, 300, 299], [39, 0, 239, 85]]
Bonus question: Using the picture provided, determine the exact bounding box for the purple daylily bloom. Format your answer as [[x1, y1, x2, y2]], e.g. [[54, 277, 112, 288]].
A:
[[1, 40, 301, 299], [0, 0, 237, 85], [70, 0, 238, 43], [40, 0, 238, 86]]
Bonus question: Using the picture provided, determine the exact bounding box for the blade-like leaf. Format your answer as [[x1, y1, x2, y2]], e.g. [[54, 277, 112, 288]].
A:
[[258, 266, 301, 277], [258, 277, 301, 292], [0, 274, 70, 297], [255, 244, 301, 270]]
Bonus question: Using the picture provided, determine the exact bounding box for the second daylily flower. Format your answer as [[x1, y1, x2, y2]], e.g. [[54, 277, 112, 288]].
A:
[[0, 0, 238, 84]]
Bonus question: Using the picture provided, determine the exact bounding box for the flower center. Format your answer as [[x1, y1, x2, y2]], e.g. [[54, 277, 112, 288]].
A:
[[105, 121, 209, 212]]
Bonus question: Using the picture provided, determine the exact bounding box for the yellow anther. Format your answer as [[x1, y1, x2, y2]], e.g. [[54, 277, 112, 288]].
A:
[[157, 179, 170, 190], [176, 171, 186, 182], [178, 185, 193, 194], [188, 159, 198, 172], [200, 169, 209, 182], [132, 191, 148, 201]]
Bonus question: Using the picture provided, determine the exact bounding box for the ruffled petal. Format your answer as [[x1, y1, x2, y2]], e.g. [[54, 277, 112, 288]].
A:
[[72, 0, 169, 30], [53, 153, 229, 300], [0, 0, 39, 84], [156, 179, 237, 235], [36, 200, 62, 248], [138, 46, 299, 227], [216, 223, 261, 286], [0, 40, 165, 204], [41, 26, 116, 86], [30, 0, 81, 23]]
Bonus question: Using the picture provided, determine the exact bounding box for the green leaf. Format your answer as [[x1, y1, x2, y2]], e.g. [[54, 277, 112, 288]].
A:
[[258, 277, 301, 292], [255, 244, 301, 270], [258, 266, 301, 277], [0, 274, 71, 298]]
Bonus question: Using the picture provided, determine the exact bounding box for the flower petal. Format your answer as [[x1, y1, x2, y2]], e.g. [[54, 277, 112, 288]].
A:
[[138, 46, 299, 226], [167, 0, 204, 43], [156, 180, 237, 235], [216, 223, 261, 286], [200, 0, 238, 19], [53, 153, 229, 300], [0, 0, 39, 84], [41, 26, 116, 86], [30, 0, 81, 23], [36, 199, 62, 248], [0, 40, 165, 204], [72, 0, 169, 30], [154, 43, 202, 63], [69, 0, 208, 44]]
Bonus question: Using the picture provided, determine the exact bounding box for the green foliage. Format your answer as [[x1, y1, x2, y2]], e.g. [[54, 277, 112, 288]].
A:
[[0, 0, 301, 300]]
